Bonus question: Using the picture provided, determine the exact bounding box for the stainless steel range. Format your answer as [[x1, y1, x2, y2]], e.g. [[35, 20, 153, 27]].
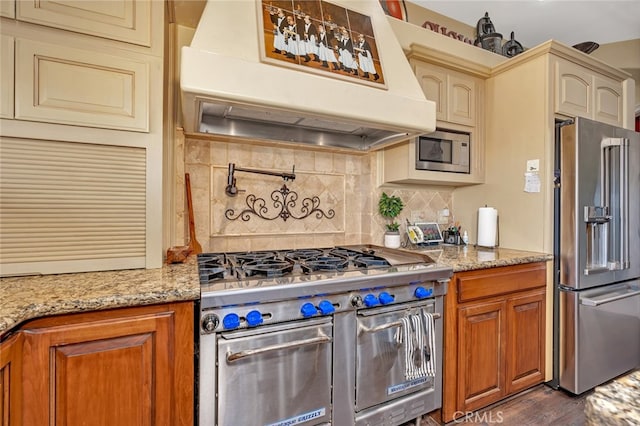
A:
[[197, 245, 451, 426]]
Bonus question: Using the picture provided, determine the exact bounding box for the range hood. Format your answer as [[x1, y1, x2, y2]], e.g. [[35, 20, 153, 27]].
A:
[[180, 0, 435, 151]]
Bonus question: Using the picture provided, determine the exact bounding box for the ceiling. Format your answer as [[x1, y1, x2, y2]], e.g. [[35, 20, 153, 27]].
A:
[[408, 0, 640, 48]]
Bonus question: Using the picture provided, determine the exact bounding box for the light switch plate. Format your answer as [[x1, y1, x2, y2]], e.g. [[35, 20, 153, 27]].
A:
[[527, 159, 540, 172]]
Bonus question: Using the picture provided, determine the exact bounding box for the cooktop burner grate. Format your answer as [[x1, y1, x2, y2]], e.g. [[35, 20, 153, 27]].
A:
[[242, 259, 295, 278], [301, 255, 350, 272], [196, 246, 433, 285]]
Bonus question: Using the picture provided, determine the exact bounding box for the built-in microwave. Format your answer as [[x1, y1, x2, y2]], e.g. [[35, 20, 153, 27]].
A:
[[415, 129, 470, 174]]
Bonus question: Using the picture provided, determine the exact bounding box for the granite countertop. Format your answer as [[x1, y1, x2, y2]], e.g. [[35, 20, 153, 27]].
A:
[[408, 244, 553, 272], [0, 257, 200, 336], [0, 244, 552, 338], [585, 369, 640, 425]]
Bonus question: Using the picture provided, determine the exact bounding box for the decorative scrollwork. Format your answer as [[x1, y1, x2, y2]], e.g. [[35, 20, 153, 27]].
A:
[[225, 184, 335, 222]]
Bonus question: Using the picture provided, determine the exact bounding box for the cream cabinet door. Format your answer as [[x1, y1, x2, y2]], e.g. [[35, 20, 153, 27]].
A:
[[16, 0, 152, 47], [413, 61, 477, 127], [555, 58, 623, 126], [14, 38, 149, 132], [0, 0, 14, 18], [0, 34, 14, 119], [448, 74, 476, 127], [593, 74, 623, 126], [414, 62, 447, 122], [555, 58, 592, 119]]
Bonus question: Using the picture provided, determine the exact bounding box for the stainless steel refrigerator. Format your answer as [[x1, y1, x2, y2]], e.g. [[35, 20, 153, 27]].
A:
[[552, 117, 640, 394]]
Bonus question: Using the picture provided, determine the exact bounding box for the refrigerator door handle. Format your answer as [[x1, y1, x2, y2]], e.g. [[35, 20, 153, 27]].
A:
[[580, 287, 640, 307], [600, 137, 629, 270]]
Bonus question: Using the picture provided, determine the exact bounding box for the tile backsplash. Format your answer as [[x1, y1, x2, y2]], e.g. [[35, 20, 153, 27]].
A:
[[176, 134, 453, 252]]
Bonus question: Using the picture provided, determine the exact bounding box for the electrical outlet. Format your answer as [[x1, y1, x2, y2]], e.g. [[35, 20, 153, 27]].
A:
[[437, 208, 449, 224]]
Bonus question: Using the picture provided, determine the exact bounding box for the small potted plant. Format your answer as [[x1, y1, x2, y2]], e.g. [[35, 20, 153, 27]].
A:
[[378, 192, 404, 248]]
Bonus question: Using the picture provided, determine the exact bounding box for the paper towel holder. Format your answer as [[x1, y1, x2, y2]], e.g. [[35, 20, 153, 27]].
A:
[[475, 206, 500, 249]]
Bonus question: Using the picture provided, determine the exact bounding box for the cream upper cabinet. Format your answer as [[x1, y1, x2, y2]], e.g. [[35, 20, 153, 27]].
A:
[[453, 40, 633, 255], [0, 1, 164, 274], [413, 61, 477, 127], [554, 57, 624, 126], [0, 34, 14, 119], [1, 0, 14, 18], [379, 53, 488, 186], [378, 126, 484, 187], [14, 38, 149, 132], [16, 0, 152, 47]]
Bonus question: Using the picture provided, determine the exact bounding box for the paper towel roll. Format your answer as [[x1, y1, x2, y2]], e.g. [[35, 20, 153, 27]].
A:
[[477, 207, 498, 247]]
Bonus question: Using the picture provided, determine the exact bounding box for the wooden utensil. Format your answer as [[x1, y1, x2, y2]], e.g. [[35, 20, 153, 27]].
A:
[[185, 173, 202, 254], [166, 173, 202, 263]]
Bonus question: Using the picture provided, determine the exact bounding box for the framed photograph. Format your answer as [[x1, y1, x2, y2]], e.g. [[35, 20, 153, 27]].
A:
[[258, 1, 386, 87], [415, 222, 443, 244]]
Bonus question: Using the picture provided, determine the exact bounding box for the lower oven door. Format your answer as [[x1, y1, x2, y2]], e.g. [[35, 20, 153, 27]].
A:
[[355, 300, 437, 411], [217, 317, 333, 426]]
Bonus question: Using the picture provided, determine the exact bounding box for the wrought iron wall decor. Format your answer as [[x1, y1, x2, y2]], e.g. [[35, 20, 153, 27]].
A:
[[224, 163, 335, 222], [225, 183, 335, 222]]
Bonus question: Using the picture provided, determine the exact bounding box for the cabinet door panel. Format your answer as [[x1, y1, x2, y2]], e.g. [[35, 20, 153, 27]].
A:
[[506, 291, 545, 394], [0, 34, 14, 119], [449, 75, 475, 126], [22, 311, 174, 426], [458, 300, 506, 411], [0, 333, 23, 426], [15, 38, 149, 132], [16, 0, 151, 46], [593, 75, 623, 126], [555, 59, 592, 118], [54, 334, 154, 426], [414, 63, 447, 121]]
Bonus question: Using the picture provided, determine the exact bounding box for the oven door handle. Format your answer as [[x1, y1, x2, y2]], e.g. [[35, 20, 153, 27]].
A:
[[226, 334, 332, 363], [359, 313, 440, 334]]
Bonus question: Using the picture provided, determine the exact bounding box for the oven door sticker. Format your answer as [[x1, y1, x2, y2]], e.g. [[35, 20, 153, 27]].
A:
[[388, 376, 429, 395], [266, 407, 326, 426]]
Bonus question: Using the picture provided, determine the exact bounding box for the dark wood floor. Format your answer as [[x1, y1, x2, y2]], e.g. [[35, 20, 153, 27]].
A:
[[419, 385, 591, 426]]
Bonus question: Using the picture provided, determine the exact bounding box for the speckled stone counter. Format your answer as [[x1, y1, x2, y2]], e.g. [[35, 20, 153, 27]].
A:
[[407, 244, 553, 272], [0, 257, 200, 336], [585, 369, 640, 425], [1, 245, 551, 338]]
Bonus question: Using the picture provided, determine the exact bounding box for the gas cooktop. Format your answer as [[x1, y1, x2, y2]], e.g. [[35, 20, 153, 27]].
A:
[[198, 245, 435, 283], [197, 245, 451, 312]]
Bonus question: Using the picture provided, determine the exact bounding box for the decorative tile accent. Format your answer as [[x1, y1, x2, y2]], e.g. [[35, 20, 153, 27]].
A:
[[182, 137, 455, 252]]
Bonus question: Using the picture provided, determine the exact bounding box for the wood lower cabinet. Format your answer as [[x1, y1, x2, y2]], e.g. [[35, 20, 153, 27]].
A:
[[2, 301, 193, 426], [457, 299, 506, 412], [443, 262, 547, 423], [0, 332, 23, 426]]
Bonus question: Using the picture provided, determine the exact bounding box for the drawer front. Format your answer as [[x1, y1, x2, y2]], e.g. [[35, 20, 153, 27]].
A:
[[16, 0, 152, 47], [457, 263, 546, 303], [15, 38, 149, 132]]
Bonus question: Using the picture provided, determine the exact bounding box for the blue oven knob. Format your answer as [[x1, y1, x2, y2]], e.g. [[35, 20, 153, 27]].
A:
[[245, 310, 264, 327], [222, 313, 241, 329], [378, 291, 394, 305], [318, 300, 335, 315], [414, 286, 433, 299], [363, 294, 380, 308], [300, 302, 318, 318]]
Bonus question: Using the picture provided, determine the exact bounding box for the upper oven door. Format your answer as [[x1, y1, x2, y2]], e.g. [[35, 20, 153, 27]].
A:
[[217, 318, 333, 426], [355, 300, 437, 411], [415, 129, 470, 174]]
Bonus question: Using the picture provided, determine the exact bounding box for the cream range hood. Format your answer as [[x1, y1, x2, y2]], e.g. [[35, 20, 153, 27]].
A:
[[180, 0, 435, 151]]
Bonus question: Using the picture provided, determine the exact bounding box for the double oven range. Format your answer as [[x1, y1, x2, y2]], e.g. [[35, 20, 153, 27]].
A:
[[197, 245, 452, 426]]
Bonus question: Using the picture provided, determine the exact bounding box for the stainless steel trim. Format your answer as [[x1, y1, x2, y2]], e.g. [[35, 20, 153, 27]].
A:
[[621, 138, 629, 268], [358, 313, 441, 334], [600, 137, 629, 271], [226, 334, 331, 362], [580, 288, 640, 306]]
